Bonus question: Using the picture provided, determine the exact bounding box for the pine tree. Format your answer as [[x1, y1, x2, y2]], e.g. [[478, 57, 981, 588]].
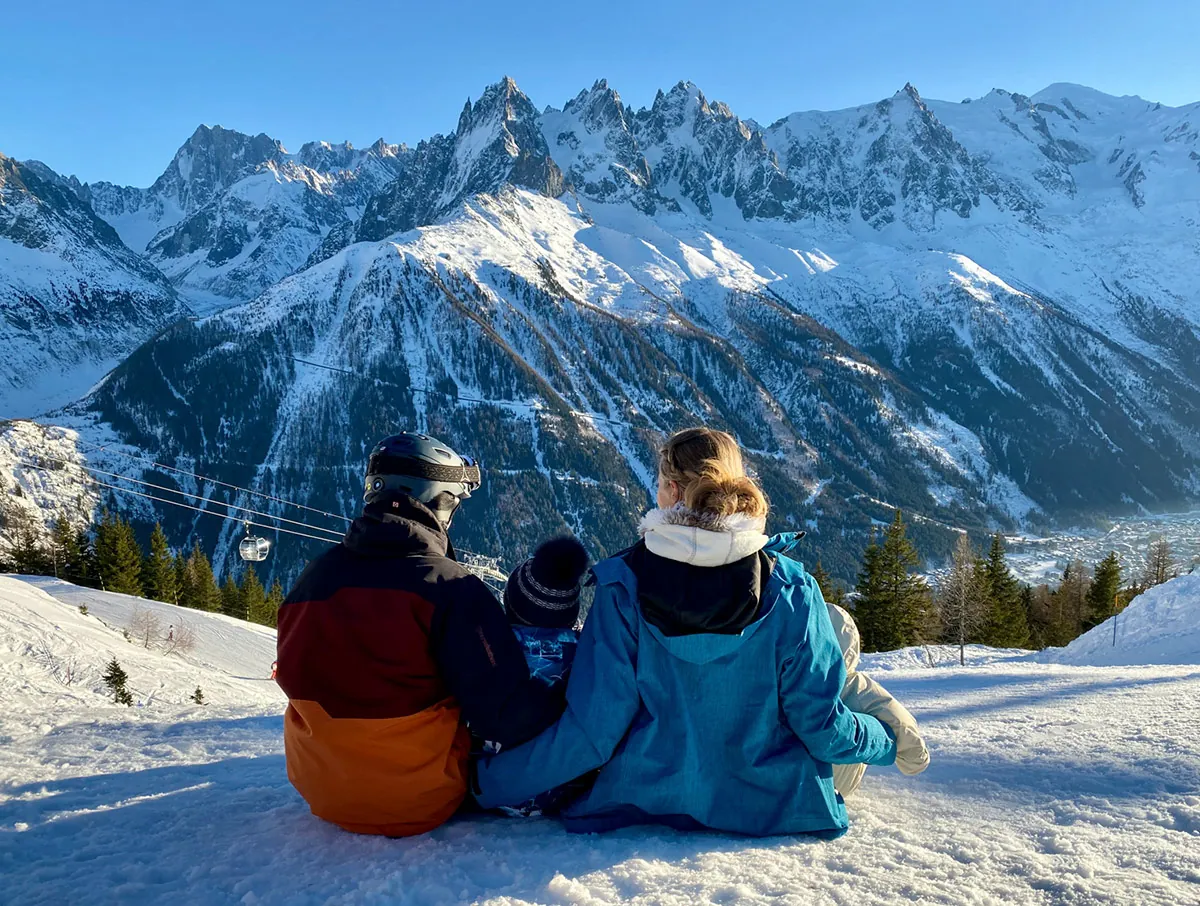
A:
[[191, 687, 205, 705], [49, 517, 81, 581], [173, 550, 191, 607], [264, 578, 285, 629], [1048, 560, 1089, 646], [1085, 552, 1122, 631], [9, 514, 51, 576], [810, 560, 846, 607], [221, 574, 247, 620], [142, 524, 178, 604], [938, 534, 989, 665], [1022, 584, 1052, 650], [183, 543, 221, 612], [854, 512, 933, 652], [102, 657, 133, 706], [71, 527, 99, 587], [95, 511, 143, 596], [980, 533, 1030, 648], [242, 567, 270, 625]]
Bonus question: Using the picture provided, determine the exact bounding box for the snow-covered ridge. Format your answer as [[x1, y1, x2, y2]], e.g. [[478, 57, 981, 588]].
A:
[[1041, 573, 1200, 667]]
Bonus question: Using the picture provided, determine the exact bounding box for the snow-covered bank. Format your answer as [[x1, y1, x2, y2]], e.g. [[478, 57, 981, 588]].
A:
[[1041, 574, 1200, 667], [3, 576, 1199, 905]]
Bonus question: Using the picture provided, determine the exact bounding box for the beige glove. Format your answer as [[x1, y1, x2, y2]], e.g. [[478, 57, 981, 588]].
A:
[[893, 723, 930, 776]]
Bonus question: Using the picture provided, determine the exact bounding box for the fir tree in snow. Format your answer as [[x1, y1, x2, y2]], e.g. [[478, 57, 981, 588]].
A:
[[174, 549, 192, 607], [9, 515, 51, 576], [190, 687, 205, 705], [264, 578, 284, 629], [1048, 560, 1090, 646], [49, 516, 96, 585], [981, 533, 1029, 648], [1085, 552, 1123, 631], [220, 574, 246, 621], [95, 510, 143, 596], [71, 527, 99, 588], [810, 560, 846, 607], [938, 533, 989, 665], [179, 543, 221, 612], [854, 512, 933, 652], [242, 567, 271, 626], [102, 657, 133, 706], [142, 524, 177, 605]]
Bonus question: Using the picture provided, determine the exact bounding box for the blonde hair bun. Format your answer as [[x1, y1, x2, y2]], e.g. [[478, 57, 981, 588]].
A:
[[660, 428, 768, 520]]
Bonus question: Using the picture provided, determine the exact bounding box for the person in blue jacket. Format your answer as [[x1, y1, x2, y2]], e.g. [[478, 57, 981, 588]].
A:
[[474, 427, 898, 837]]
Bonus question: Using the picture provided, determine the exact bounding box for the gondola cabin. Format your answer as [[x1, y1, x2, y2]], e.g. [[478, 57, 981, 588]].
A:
[[239, 534, 271, 562]]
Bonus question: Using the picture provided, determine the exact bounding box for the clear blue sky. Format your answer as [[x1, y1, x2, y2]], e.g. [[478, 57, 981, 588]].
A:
[[4, 0, 1198, 187]]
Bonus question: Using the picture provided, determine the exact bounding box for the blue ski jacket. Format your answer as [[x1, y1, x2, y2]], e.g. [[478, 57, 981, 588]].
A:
[[474, 535, 897, 836]]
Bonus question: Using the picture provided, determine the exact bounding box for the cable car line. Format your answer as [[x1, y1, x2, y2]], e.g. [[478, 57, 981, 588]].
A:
[[16, 462, 343, 547], [18, 456, 511, 579], [16, 454, 346, 541], [46, 430, 355, 524]]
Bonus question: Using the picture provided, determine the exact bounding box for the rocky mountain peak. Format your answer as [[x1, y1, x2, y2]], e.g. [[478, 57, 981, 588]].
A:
[[150, 124, 286, 215], [444, 76, 563, 200], [562, 79, 630, 132]]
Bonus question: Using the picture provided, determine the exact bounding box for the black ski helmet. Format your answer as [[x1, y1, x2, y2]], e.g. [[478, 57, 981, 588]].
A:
[[363, 432, 481, 527]]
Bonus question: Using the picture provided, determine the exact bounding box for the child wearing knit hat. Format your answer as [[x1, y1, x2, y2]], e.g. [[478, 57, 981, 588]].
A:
[[487, 535, 592, 817], [503, 535, 590, 685]]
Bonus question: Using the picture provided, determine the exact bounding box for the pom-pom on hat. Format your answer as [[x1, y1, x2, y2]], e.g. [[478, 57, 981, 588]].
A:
[[504, 536, 589, 629]]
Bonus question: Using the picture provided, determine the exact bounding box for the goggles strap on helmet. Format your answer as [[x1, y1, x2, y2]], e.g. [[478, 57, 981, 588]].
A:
[[367, 453, 481, 489]]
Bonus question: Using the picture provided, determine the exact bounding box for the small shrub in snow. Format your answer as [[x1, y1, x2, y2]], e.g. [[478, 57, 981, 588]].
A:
[[103, 658, 133, 706], [162, 620, 196, 656], [191, 687, 205, 705], [31, 636, 82, 686], [122, 629, 131, 642], [128, 606, 161, 650], [78, 604, 88, 616]]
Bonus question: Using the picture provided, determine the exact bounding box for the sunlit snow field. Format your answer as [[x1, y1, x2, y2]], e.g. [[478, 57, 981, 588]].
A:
[[2, 575, 1198, 905]]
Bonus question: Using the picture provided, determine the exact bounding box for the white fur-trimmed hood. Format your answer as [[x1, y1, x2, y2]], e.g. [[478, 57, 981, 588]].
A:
[[637, 506, 769, 567]]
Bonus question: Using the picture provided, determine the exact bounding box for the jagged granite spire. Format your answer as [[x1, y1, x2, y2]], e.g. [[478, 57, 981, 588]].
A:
[[357, 76, 563, 242]]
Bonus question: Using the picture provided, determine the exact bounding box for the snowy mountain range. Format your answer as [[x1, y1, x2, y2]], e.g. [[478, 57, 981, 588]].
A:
[[2, 77, 1199, 582], [0, 153, 187, 416]]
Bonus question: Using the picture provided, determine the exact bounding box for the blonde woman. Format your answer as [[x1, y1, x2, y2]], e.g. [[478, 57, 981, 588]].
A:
[[475, 428, 904, 836]]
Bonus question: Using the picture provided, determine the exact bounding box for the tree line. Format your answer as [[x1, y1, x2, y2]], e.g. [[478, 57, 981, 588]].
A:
[[0, 505, 282, 629], [3, 485, 1190, 655], [811, 511, 1188, 660]]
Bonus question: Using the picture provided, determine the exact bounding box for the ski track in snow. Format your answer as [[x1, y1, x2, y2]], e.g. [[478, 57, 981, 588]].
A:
[[2, 576, 1199, 905]]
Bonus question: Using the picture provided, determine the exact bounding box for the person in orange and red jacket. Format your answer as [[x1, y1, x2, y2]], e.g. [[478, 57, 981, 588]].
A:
[[275, 432, 564, 837]]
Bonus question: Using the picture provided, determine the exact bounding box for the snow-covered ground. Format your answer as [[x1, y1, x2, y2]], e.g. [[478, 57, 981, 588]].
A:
[[3, 575, 1198, 905]]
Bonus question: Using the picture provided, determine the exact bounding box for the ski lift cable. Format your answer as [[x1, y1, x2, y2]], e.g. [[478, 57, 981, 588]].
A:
[[43, 468, 342, 546], [30, 427, 355, 525], [15, 455, 346, 541], [18, 457, 505, 564], [20, 456, 511, 581]]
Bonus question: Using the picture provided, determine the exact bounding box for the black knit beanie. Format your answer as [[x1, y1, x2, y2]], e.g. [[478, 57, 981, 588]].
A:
[[504, 536, 589, 629]]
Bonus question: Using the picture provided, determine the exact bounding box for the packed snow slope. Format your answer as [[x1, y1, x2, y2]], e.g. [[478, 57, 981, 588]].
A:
[[3, 576, 1199, 905], [0, 575, 280, 708], [1043, 573, 1200, 667], [5, 76, 1200, 584]]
